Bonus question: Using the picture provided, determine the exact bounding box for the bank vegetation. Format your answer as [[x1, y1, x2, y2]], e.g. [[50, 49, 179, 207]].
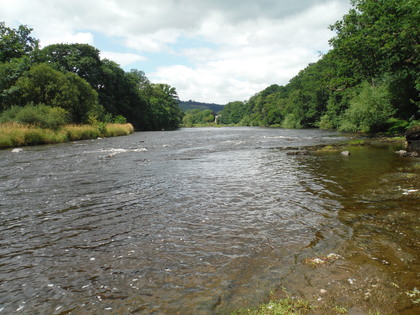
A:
[[0, 122, 134, 149]]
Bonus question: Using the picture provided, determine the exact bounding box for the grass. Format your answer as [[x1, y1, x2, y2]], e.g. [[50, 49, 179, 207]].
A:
[[231, 299, 311, 315], [0, 122, 134, 149], [230, 291, 312, 315]]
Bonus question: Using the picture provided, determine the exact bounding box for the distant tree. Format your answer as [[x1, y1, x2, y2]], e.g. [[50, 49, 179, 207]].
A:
[[182, 109, 215, 126], [220, 101, 247, 124]]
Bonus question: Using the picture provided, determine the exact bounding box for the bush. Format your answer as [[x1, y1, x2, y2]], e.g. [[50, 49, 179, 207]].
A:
[[282, 113, 302, 129], [339, 81, 395, 133], [113, 115, 127, 124], [0, 103, 69, 129], [386, 118, 409, 134]]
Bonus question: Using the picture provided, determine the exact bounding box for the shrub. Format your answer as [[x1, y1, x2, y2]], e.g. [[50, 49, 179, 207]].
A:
[[113, 115, 127, 124], [282, 113, 302, 129], [339, 81, 395, 133], [386, 118, 409, 134], [0, 103, 69, 129]]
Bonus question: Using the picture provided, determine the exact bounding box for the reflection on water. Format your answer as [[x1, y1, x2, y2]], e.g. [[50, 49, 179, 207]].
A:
[[0, 128, 418, 314]]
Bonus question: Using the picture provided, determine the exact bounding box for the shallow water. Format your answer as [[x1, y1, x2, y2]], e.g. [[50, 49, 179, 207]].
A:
[[0, 127, 418, 314]]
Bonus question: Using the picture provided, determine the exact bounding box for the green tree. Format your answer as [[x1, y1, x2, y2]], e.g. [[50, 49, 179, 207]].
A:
[[0, 23, 39, 63], [329, 0, 419, 119], [14, 63, 99, 123], [39, 43, 103, 90], [99, 60, 151, 130], [339, 81, 395, 133], [148, 83, 182, 130], [220, 101, 246, 124], [182, 109, 215, 126], [0, 57, 32, 110]]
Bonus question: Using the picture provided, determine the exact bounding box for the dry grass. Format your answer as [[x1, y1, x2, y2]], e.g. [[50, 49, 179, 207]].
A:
[[0, 122, 134, 149], [103, 123, 134, 137]]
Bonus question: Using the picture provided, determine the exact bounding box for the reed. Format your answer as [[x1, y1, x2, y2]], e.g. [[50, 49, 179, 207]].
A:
[[62, 124, 100, 141], [0, 122, 134, 149], [103, 123, 134, 137]]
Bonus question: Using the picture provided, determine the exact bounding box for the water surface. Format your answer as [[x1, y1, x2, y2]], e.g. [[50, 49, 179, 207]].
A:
[[0, 127, 418, 314]]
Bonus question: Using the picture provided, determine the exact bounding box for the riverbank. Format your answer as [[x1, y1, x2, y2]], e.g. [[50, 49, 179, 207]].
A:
[[229, 138, 420, 315], [282, 135, 408, 154], [0, 122, 134, 149]]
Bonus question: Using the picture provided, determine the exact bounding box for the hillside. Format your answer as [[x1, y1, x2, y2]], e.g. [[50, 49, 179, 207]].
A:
[[178, 100, 224, 113]]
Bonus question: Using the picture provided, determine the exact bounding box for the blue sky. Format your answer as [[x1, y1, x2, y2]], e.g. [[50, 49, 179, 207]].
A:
[[0, 0, 351, 104]]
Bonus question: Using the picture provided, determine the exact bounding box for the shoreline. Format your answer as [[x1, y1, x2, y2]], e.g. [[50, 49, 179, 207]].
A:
[[0, 123, 134, 150], [229, 139, 419, 315]]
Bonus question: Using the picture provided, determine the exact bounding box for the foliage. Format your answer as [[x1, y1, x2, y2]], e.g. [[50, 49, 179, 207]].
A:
[[0, 122, 135, 149], [0, 23, 183, 132], [178, 100, 224, 112], [38, 43, 102, 89], [338, 81, 395, 133], [217, 0, 419, 133], [13, 63, 100, 123], [147, 83, 183, 130], [0, 103, 69, 129], [0, 57, 32, 111], [0, 23, 39, 63], [220, 101, 248, 125], [182, 109, 215, 127]]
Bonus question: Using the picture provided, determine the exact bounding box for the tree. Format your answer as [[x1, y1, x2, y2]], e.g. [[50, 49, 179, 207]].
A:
[[339, 81, 395, 133], [39, 43, 103, 90], [14, 63, 99, 123], [148, 83, 182, 130], [0, 57, 32, 110], [99, 59, 152, 130], [0, 23, 39, 62], [220, 101, 246, 124], [329, 0, 419, 119]]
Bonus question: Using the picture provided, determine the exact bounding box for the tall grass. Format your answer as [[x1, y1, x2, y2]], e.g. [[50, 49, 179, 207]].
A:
[[0, 122, 134, 149]]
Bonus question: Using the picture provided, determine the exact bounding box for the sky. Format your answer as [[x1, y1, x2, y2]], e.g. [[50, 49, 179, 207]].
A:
[[0, 0, 352, 104]]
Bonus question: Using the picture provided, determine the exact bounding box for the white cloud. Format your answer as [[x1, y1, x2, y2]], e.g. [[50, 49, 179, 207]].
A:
[[100, 51, 147, 67], [0, 0, 352, 104]]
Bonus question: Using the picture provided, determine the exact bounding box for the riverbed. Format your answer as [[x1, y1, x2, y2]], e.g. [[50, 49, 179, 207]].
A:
[[0, 127, 418, 314]]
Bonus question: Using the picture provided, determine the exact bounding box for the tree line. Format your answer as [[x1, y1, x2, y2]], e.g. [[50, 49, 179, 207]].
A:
[[219, 0, 419, 133], [0, 23, 183, 131]]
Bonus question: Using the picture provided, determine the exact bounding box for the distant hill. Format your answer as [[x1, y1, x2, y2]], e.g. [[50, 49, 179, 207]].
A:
[[178, 100, 225, 113]]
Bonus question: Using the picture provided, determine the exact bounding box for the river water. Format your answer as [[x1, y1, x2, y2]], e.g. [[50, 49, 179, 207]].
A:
[[0, 127, 419, 314]]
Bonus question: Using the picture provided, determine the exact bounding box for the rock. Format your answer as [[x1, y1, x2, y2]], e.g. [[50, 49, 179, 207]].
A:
[[11, 148, 23, 153], [286, 150, 309, 156], [406, 125, 420, 154], [395, 150, 407, 156], [341, 151, 350, 156]]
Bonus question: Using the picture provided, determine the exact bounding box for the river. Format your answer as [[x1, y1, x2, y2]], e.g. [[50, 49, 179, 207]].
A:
[[0, 127, 419, 314]]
